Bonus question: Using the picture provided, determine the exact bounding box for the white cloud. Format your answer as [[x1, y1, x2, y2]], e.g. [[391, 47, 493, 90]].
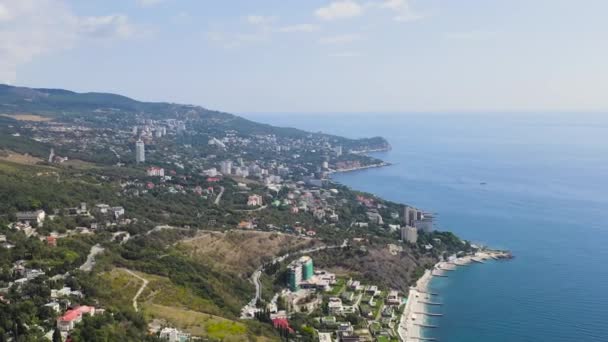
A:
[[379, 0, 403, 10], [204, 15, 277, 48], [209, 16, 318, 48], [246, 15, 277, 26], [277, 24, 320, 33], [79, 14, 135, 39], [319, 33, 362, 44], [0, 0, 138, 84], [205, 30, 271, 49], [377, 0, 423, 22], [136, 0, 165, 7], [315, 1, 363, 21]]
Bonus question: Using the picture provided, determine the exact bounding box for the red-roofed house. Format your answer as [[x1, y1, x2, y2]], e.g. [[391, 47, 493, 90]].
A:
[[238, 221, 254, 229], [46, 236, 57, 247], [272, 318, 294, 334], [146, 167, 165, 177], [57, 306, 96, 331]]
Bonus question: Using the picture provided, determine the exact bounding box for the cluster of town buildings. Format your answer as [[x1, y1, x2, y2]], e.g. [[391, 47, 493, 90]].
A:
[[251, 255, 405, 341], [2, 199, 194, 341]]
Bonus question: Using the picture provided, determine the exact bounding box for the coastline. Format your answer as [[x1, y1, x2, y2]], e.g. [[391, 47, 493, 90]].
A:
[[398, 250, 511, 341], [328, 161, 391, 174], [349, 146, 392, 154]]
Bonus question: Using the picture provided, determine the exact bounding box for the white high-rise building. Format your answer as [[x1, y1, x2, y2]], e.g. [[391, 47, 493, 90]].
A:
[[403, 205, 419, 226], [401, 226, 418, 244], [220, 160, 232, 175], [135, 139, 145, 163]]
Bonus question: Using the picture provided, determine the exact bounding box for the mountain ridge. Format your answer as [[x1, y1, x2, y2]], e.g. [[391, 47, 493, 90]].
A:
[[0, 84, 391, 152]]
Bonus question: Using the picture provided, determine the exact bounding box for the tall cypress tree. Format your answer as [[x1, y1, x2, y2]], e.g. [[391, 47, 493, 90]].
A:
[[52, 327, 62, 342]]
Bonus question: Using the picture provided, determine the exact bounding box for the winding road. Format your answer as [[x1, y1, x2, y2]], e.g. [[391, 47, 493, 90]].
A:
[[242, 239, 349, 317]]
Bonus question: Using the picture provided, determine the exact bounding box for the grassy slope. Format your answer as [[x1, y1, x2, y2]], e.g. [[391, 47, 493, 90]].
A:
[[177, 230, 323, 276], [98, 268, 277, 341]]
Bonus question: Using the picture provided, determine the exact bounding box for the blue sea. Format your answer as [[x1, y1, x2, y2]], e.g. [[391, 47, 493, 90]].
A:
[[245, 112, 608, 341]]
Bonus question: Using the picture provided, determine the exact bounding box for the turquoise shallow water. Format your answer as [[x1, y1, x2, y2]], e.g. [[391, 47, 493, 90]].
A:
[[246, 112, 608, 341]]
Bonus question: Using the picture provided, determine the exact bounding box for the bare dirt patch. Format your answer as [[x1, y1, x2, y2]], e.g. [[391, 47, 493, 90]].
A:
[[61, 159, 96, 169], [178, 230, 322, 275], [1, 113, 53, 122], [0, 150, 43, 165]]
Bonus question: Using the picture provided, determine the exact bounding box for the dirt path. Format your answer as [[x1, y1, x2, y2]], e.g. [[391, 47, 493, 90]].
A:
[[123, 269, 149, 312]]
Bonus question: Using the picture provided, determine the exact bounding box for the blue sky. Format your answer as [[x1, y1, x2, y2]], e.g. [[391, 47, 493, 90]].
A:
[[2, 0, 607, 113]]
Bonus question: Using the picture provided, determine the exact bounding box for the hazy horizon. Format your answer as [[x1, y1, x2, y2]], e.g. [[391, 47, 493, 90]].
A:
[[2, 0, 608, 113]]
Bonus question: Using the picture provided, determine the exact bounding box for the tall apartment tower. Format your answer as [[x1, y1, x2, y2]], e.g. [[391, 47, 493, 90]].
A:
[[301, 256, 314, 281], [135, 139, 145, 163], [220, 160, 232, 175], [403, 205, 418, 226]]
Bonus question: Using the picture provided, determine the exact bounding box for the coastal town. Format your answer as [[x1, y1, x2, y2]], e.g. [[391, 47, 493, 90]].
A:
[[0, 86, 511, 341]]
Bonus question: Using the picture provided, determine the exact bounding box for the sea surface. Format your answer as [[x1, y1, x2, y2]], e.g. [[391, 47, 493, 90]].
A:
[[244, 112, 608, 342]]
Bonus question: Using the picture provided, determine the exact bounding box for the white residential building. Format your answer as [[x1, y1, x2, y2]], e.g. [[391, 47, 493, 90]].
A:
[[56, 306, 96, 332], [111, 206, 125, 219], [135, 139, 145, 163], [147, 167, 165, 177], [220, 160, 232, 175], [159, 327, 190, 342], [247, 195, 263, 206], [16, 210, 46, 226]]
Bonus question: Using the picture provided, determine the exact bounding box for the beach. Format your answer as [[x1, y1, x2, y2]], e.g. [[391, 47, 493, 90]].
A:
[[398, 268, 434, 341], [398, 250, 511, 341]]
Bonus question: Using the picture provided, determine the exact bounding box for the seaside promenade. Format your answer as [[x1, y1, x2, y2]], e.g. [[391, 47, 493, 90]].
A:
[[398, 270, 434, 341]]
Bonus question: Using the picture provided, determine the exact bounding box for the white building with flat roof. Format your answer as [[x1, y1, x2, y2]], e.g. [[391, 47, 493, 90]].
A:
[[159, 327, 190, 342]]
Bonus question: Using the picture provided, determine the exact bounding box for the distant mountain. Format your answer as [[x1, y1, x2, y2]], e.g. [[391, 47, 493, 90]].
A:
[[0, 84, 390, 151], [0, 84, 179, 116]]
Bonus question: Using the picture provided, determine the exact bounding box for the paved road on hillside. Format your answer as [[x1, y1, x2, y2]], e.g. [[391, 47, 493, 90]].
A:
[[241, 239, 349, 318]]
